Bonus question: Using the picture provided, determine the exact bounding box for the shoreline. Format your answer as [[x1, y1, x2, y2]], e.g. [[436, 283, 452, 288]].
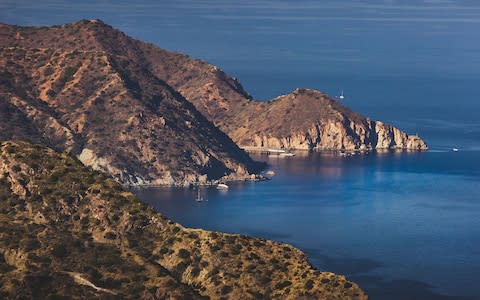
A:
[[241, 145, 428, 154], [128, 173, 269, 189]]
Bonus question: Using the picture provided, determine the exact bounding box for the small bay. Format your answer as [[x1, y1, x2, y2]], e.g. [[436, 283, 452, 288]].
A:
[[137, 149, 480, 299], [137, 77, 480, 300]]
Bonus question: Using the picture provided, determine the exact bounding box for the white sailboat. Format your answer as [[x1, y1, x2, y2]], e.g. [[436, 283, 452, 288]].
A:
[[339, 89, 345, 100], [267, 149, 286, 153], [217, 183, 229, 190], [195, 188, 203, 202]]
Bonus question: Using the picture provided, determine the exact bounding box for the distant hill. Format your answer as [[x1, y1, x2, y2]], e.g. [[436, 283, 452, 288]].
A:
[[142, 48, 428, 151], [0, 141, 367, 299], [0, 21, 265, 186]]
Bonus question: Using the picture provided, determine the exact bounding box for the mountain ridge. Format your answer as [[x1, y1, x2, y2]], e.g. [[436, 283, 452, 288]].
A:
[[0, 19, 426, 189], [0, 23, 266, 186]]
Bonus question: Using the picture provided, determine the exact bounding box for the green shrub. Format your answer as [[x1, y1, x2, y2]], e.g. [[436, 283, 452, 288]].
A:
[[173, 261, 188, 276], [320, 278, 330, 284], [6, 145, 15, 154], [51, 243, 68, 258], [187, 232, 198, 239], [43, 67, 54, 77], [274, 280, 292, 289], [225, 235, 235, 244], [80, 217, 89, 226], [46, 294, 69, 300], [191, 266, 201, 277], [259, 276, 270, 285], [220, 285, 232, 295], [21, 238, 41, 251], [104, 231, 116, 240], [305, 279, 314, 290], [177, 248, 190, 259]]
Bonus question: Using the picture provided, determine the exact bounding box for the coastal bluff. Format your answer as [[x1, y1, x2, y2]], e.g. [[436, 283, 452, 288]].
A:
[[229, 89, 428, 151], [140, 39, 428, 152]]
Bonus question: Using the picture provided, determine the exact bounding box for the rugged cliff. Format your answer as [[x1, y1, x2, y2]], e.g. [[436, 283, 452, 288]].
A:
[[0, 23, 265, 186], [139, 33, 428, 151], [0, 141, 367, 299], [142, 55, 428, 151], [0, 20, 427, 153], [230, 89, 427, 151]]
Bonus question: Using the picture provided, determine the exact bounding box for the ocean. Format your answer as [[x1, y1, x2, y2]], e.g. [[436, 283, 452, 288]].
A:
[[2, 0, 480, 299], [137, 76, 480, 300]]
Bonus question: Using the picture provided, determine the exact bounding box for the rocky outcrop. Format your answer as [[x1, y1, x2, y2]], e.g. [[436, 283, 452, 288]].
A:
[[0, 141, 368, 299], [240, 108, 427, 151], [226, 89, 427, 151]]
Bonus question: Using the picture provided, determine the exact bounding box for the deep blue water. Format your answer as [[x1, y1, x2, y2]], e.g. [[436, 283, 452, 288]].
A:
[[138, 150, 480, 300], [3, 1, 480, 299], [137, 77, 480, 300]]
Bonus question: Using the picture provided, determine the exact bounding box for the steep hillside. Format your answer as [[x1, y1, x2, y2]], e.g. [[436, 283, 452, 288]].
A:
[[142, 49, 428, 151], [0, 25, 265, 186], [0, 20, 426, 152], [0, 141, 367, 299]]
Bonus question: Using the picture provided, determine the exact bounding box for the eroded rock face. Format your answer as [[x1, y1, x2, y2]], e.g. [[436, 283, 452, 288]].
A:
[[140, 42, 429, 151], [227, 89, 428, 151], [244, 114, 428, 151]]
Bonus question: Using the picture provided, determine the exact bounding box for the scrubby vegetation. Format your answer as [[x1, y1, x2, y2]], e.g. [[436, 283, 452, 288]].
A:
[[0, 141, 366, 299]]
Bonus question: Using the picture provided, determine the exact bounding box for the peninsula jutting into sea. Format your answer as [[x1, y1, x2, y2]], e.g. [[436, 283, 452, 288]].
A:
[[2, 17, 461, 300], [0, 19, 426, 188]]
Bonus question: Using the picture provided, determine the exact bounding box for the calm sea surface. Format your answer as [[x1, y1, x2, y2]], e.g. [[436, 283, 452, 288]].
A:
[[2, 1, 479, 299], [137, 77, 480, 300]]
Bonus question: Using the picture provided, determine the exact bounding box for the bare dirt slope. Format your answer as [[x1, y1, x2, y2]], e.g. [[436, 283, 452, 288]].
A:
[[0, 22, 265, 185]]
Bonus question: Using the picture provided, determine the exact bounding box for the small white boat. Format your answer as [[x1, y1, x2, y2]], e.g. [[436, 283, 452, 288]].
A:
[[217, 183, 229, 190], [339, 89, 345, 100], [267, 149, 286, 153], [265, 170, 275, 176], [279, 152, 295, 157], [195, 189, 203, 202], [452, 148, 459, 152]]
